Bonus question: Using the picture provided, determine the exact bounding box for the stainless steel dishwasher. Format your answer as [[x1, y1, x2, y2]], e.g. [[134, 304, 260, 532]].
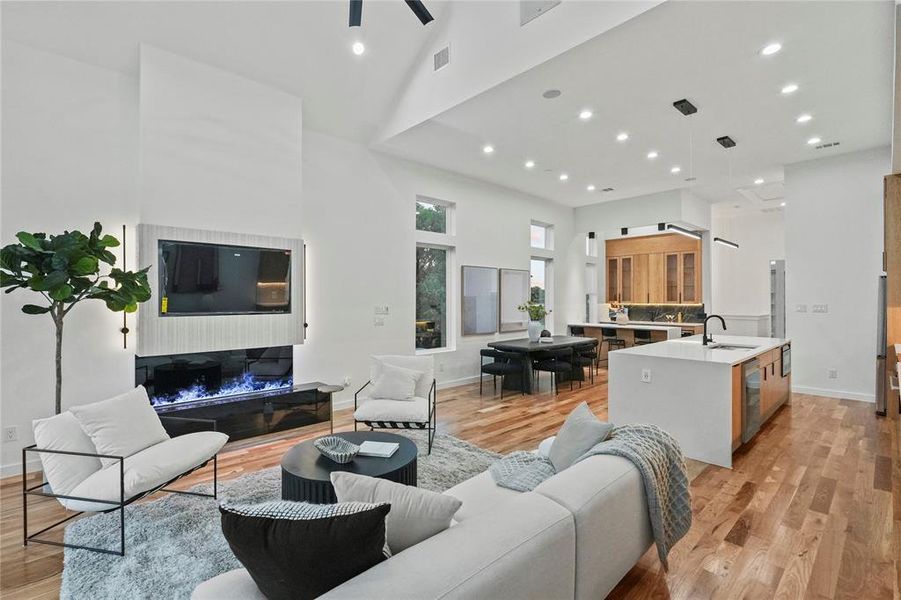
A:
[[742, 358, 762, 443]]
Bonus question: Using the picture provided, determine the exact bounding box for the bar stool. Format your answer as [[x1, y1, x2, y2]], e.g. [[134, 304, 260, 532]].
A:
[[570, 325, 585, 335], [601, 327, 625, 351], [633, 330, 653, 346]]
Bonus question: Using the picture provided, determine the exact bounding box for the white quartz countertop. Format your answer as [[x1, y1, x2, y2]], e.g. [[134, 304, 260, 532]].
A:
[[570, 322, 683, 332], [626, 320, 704, 327], [611, 334, 790, 366]]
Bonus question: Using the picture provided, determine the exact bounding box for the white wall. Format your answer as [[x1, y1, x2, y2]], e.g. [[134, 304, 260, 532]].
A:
[[710, 209, 785, 334], [0, 42, 576, 475], [296, 130, 576, 399], [784, 147, 890, 402]]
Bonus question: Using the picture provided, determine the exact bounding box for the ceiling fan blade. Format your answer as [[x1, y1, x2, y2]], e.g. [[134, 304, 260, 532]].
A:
[[405, 0, 434, 25], [349, 0, 362, 27]]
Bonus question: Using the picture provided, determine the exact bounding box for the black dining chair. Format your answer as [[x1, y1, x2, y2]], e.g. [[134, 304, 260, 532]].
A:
[[479, 349, 524, 399], [573, 339, 599, 384], [533, 348, 575, 395]]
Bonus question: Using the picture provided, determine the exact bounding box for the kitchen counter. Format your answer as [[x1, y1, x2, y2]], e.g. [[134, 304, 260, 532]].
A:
[[624, 320, 705, 327], [609, 335, 791, 468], [570, 322, 683, 335], [613, 334, 790, 366]]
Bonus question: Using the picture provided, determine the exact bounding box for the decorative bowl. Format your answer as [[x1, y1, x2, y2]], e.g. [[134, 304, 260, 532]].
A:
[[313, 436, 360, 464]]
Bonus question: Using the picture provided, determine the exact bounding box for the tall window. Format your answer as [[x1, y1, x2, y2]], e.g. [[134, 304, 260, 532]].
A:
[[530, 258, 551, 326], [416, 201, 447, 233], [416, 246, 447, 349], [530, 221, 553, 250], [415, 196, 455, 352]]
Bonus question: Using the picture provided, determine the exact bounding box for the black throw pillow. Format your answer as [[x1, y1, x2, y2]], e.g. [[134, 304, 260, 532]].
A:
[[220, 501, 391, 600]]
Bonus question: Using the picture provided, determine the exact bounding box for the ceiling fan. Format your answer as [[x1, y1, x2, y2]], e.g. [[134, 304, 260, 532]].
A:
[[349, 0, 434, 27]]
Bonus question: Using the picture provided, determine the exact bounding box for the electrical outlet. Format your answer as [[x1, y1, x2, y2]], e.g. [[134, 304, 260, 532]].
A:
[[827, 369, 838, 380], [374, 305, 390, 315], [641, 368, 652, 383], [812, 304, 828, 313], [3, 426, 18, 442], [795, 304, 808, 313]]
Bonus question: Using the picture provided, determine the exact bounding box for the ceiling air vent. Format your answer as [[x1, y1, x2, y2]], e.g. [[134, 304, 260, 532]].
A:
[[433, 45, 450, 71], [815, 141, 841, 150], [601, 187, 615, 193]]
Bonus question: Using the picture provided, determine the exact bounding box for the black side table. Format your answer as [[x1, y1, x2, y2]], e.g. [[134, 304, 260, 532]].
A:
[[281, 431, 418, 503]]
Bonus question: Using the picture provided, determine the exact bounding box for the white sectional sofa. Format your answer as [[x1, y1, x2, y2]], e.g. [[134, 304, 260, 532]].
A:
[[194, 449, 653, 599]]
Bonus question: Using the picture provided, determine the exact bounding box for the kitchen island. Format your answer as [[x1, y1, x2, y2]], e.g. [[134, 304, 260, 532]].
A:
[[608, 335, 791, 467], [569, 322, 683, 362]]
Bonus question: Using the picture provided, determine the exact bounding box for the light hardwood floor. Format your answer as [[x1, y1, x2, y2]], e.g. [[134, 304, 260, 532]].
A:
[[1, 371, 897, 599]]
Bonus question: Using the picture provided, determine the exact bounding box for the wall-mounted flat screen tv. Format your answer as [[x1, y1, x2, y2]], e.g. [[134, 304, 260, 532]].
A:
[[158, 240, 291, 316]]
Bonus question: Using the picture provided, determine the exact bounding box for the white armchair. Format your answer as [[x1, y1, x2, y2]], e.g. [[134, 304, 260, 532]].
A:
[[24, 386, 227, 556], [353, 355, 437, 453]]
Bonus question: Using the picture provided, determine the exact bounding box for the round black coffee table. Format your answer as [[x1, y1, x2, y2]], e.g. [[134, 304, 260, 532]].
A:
[[281, 431, 418, 503]]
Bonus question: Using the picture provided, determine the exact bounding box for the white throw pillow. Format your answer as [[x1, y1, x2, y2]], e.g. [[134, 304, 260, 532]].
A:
[[369, 365, 422, 401], [331, 472, 462, 553], [548, 402, 613, 472], [32, 411, 103, 495], [69, 386, 170, 467]]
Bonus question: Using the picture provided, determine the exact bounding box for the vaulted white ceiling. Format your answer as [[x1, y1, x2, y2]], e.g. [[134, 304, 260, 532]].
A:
[[375, 0, 895, 208]]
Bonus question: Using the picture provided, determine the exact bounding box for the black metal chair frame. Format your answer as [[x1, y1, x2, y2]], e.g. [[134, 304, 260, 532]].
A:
[[533, 348, 575, 395], [22, 415, 220, 557], [633, 330, 653, 345], [479, 349, 525, 399], [573, 340, 599, 385], [601, 328, 626, 366], [354, 379, 437, 454]]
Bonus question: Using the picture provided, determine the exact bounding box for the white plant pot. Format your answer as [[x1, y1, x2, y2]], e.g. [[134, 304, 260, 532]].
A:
[[528, 320, 543, 342]]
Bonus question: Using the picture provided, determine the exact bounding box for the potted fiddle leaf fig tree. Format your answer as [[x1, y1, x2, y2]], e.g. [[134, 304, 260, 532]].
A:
[[0, 223, 152, 414]]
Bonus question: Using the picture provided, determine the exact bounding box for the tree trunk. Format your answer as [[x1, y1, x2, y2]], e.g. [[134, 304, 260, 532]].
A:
[[54, 304, 63, 415]]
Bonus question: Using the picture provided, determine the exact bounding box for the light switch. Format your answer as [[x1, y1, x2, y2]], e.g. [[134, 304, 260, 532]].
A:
[[373, 317, 385, 327], [641, 369, 652, 383], [812, 304, 828, 313], [374, 305, 390, 315], [795, 304, 808, 313]]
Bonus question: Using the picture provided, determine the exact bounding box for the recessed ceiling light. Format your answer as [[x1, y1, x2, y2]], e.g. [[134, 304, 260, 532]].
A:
[[352, 41, 366, 56], [482, 144, 494, 154], [579, 109, 593, 120], [646, 151, 658, 159], [781, 83, 799, 95], [807, 137, 821, 145], [542, 89, 562, 99], [761, 42, 782, 56], [781, 202, 786, 207], [524, 160, 535, 169], [586, 184, 596, 191], [559, 173, 569, 181], [670, 166, 681, 174], [616, 132, 629, 142], [754, 178, 764, 185], [796, 113, 812, 123]]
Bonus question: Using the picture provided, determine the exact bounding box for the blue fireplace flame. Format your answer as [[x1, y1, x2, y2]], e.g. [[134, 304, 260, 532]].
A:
[[149, 372, 293, 407]]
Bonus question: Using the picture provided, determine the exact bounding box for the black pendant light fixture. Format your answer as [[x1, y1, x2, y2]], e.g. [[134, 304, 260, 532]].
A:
[[350, 0, 434, 27], [714, 237, 740, 249]]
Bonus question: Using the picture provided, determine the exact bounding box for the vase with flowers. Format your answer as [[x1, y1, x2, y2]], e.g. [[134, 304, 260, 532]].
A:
[[517, 300, 551, 342]]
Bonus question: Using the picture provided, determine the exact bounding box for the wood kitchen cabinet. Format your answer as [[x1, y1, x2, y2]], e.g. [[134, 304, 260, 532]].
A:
[[606, 234, 701, 304]]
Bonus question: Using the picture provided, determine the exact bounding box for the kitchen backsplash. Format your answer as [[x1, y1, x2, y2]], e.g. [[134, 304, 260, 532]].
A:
[[619, 304, 706, 323]]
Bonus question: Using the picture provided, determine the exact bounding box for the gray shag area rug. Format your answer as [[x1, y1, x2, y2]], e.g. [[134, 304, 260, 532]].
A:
[[61, 431, 499, 600]]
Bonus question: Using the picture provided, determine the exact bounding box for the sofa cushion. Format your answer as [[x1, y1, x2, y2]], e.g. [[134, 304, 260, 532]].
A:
[[548, 402, 612, 472], [444, 470, 521, 522], [220, 501, 391, 600], [65, 431, 228, 512], [69, 386, 169, 467], [371, 355, 434, 399], [320, 492, 575, 600], [32, 411, 102, 496], [369, 364, 421, 401], [192, 568, 265, 600], [331, 472, 461, 553], [534, 454, 653, 600], [354, 397, 429, 423]]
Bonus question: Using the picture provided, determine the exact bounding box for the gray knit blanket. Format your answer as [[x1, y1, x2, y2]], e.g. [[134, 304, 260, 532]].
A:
[[489, 424, 692, 570]]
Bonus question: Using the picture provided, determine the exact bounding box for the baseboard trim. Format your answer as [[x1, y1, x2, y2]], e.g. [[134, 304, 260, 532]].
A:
[[1, 457, 42, 479], [792, 385, 875, 403]]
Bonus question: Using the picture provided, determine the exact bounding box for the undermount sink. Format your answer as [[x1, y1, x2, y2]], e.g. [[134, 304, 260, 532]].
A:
[[706, 343, 759, 351]]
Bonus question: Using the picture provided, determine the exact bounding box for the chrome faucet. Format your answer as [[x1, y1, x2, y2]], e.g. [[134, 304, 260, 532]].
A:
[[703, 315, 727, 346]]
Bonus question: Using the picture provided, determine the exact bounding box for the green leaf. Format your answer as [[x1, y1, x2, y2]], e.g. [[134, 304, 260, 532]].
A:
[[48, 283, 74, 302], [70, 256, 98, 276], [16, 232, 44, 251], [98, 235, 120, 248], [0, 271, 26, 288], [21, 304, 51, 315]]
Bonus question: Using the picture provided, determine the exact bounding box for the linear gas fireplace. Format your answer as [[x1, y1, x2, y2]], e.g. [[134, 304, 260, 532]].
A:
[[136, 346, 330, 441]]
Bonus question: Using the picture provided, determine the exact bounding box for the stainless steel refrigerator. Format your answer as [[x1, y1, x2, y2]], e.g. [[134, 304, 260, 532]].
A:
[[876, 274, 887, 415]]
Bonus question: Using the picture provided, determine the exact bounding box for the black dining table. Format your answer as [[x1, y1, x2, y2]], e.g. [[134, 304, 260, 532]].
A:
[[487, 335, 592, 394]]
